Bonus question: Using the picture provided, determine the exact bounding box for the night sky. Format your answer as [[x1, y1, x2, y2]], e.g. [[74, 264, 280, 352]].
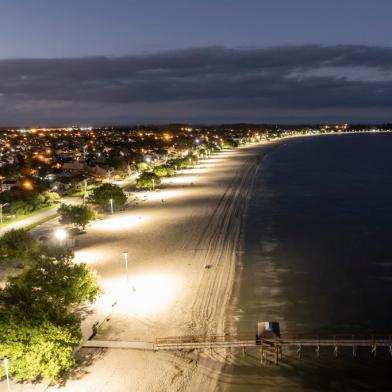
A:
[[1, 0, 392, 125]]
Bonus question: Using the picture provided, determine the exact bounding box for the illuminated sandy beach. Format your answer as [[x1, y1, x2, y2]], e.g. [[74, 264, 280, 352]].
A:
[[11, 141, 281, 392]]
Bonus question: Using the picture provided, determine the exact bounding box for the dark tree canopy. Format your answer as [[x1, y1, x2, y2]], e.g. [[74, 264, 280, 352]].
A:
[[0, 229, 42, 266], [58, 203, 97, 231], [0, 253, 101, 382], [88, 183, 127, 212], [136, 172, 161, 190]]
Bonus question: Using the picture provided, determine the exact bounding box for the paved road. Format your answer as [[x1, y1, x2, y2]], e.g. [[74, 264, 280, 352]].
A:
[[0, 175, 138, 237], [0, 196, 80, 236]]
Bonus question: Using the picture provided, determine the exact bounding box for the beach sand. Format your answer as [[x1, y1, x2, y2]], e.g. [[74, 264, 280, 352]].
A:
[[5, 141, 282, 392]]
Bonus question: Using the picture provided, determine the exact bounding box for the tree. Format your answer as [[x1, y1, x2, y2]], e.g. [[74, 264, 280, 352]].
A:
[[136, 172, 161, 190], [89, 183, 127, 212], [0, 254, 101, 383], [222, 139, 239, 148], [153, 165, 176, 178], [5, 253, 100, 317], [137, 162, 151, 172], [58, 204, 97, 231], [0, 229, 42, 266], [42, 191, 60, 206], [0, 318, 81, 383]]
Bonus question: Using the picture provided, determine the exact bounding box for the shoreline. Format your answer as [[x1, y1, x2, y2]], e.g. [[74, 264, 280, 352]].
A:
[[186, 140, 287, 391]]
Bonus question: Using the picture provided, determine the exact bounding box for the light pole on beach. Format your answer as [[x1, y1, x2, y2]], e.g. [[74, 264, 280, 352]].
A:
[[152, 178, 155, 191], [3, 357, 11, 392], [122, 251, 135, 292], [109, 198, 114, 214]]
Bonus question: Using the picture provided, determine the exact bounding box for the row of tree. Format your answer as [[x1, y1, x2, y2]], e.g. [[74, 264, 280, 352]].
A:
[[56, 183, 128, 231], [135, 153, 200, 190]]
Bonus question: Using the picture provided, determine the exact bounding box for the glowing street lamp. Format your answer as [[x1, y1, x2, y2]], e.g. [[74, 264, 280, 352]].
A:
[[54, 228, 67, 246], [22, 180, 33, 190], [109, 198, 114, 214], [2, 357, 10, 392]]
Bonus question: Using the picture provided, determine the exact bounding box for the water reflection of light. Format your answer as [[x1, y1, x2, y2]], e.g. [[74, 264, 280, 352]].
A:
[[107, 273, 179, 316], [93, 215, 144, 231]]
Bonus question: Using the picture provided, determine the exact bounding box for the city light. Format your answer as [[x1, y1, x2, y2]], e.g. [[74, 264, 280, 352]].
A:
[[54, 228, 67, 243], [22, 180, 33, 190]]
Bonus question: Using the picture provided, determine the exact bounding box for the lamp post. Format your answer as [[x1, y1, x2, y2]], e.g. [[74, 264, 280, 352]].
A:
[[3, 357, 10, 392], [109, 198, 114, 214], [122, 250, 129, 288], [54, 228, 67, 247], [0, 203, 9, 224], [122, 251, 135, 292], [83, 179, 87, 204], [152, 178, 155, 191]]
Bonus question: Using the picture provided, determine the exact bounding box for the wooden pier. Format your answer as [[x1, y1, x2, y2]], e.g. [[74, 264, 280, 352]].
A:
[[83, 333, 392, 364]]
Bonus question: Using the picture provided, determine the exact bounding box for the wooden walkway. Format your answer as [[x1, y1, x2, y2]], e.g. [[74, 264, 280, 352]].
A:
[[83, 334, 392, 359]]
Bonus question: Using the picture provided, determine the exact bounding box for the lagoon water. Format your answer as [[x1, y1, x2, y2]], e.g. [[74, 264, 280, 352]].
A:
[[224, 134, 392, 391]]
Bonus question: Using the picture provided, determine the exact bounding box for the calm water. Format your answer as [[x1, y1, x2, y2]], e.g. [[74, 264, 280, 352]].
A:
[[225, 134, 392, 391]]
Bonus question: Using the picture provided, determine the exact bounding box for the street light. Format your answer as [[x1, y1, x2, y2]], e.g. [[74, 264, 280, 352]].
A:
[[54, 228, 67, 246], [109, 198, 114, 214], [3, 357, 10, 392], [152, 178, 155, 191], [122, 251, 135, 292], [0, 202, 9, 224], [83, 179, 87, 203]]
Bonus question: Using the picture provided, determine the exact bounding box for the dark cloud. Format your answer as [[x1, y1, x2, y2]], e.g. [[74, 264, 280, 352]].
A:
[[1, 45, 392, 124]]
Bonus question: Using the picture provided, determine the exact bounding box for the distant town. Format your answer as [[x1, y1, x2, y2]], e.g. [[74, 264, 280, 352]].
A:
[[0, 123, 390, 225]]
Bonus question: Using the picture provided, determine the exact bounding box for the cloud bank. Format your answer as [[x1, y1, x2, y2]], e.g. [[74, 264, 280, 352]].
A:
[[1, 45, 392, 125]]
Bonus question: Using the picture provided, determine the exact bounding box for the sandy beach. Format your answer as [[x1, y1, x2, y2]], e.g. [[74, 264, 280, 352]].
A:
[[6, 140, 283, 392]]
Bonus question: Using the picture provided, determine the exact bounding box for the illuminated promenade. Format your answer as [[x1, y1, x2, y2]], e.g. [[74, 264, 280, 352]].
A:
[[9, 141, 279, 392]]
